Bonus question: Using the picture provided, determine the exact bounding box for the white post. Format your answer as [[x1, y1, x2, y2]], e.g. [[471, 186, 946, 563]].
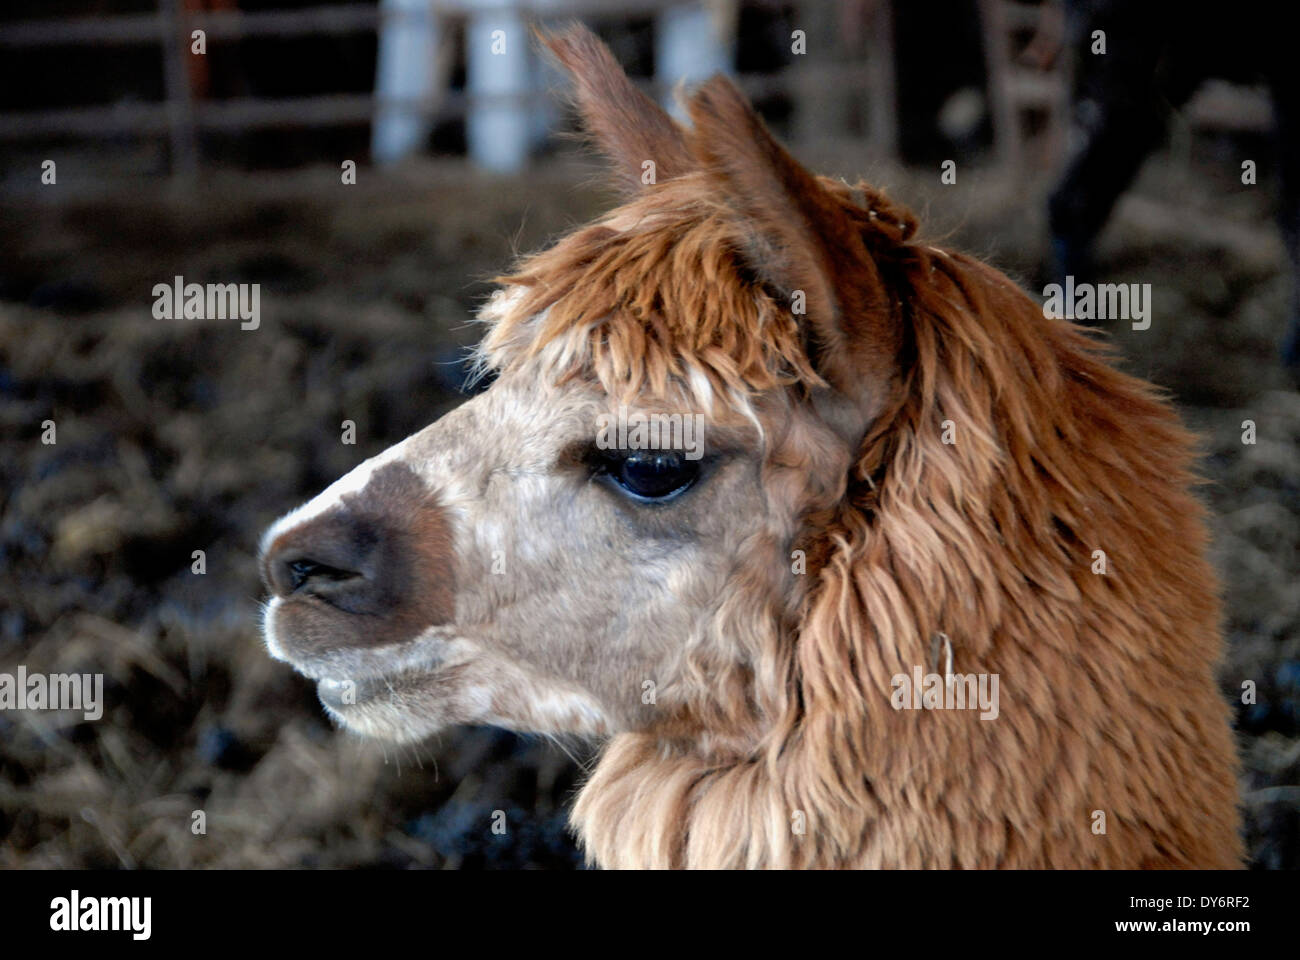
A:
[[655, 2, 733, 119], [466, 0, 531, 174], [372, 0, 440, 166]]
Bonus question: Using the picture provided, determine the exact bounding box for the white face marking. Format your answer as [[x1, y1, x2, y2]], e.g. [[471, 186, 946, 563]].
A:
[[257, 434, 415, 558]]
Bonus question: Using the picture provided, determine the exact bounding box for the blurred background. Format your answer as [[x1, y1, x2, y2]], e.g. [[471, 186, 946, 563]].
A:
[[0, 0, 1296, 869]]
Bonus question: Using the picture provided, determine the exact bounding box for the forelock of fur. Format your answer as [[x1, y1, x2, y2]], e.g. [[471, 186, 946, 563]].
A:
[[472, 173, 919, 414], [474, 178, 804, 411]]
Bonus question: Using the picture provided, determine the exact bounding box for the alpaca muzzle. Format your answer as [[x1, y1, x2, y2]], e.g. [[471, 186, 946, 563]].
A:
[[258, 461, 456, 675]]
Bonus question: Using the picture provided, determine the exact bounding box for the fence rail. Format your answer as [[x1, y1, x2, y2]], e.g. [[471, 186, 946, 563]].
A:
[[0, 1, 1273, 180], [0, 59, 882, 139], [0, 2, 700, 47]]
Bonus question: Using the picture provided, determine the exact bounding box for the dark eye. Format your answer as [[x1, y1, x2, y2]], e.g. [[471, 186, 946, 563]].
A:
[[607, 450, 700, 502]]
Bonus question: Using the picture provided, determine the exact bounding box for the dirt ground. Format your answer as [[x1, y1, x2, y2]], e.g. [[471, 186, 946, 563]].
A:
[[0, 147, 1296, 868]]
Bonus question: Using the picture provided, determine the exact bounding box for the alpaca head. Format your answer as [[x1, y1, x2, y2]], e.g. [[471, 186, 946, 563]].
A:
[[259, 27, 1245, 870], [258, 26, 904, 746]]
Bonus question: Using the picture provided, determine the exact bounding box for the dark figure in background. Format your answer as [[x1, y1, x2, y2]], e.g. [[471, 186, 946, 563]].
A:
[[1046, 0, 1300, 371]]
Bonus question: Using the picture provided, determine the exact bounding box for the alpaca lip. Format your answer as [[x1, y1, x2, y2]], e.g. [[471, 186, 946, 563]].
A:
[[317, 676, 383, 710]]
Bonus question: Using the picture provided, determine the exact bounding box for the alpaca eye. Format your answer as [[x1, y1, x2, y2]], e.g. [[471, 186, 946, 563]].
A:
[[610, 450, 699, 501]]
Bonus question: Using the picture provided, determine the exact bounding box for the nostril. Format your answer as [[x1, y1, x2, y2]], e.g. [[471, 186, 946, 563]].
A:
[[259, 508, 385, 607], [285, 557, 359, 593], [273, 554, 362, 599]]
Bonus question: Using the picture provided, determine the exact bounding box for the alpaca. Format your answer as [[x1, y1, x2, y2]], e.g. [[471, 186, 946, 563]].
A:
[[258, 26, 1243, 868]]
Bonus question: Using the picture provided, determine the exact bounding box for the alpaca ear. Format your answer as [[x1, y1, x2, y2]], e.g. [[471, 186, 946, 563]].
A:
[[538, 25, 693, 192], [685, 76, 899, 411]]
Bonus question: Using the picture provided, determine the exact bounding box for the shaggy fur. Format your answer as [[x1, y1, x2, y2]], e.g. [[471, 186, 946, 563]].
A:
[[480, 29, 1243, 868]]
